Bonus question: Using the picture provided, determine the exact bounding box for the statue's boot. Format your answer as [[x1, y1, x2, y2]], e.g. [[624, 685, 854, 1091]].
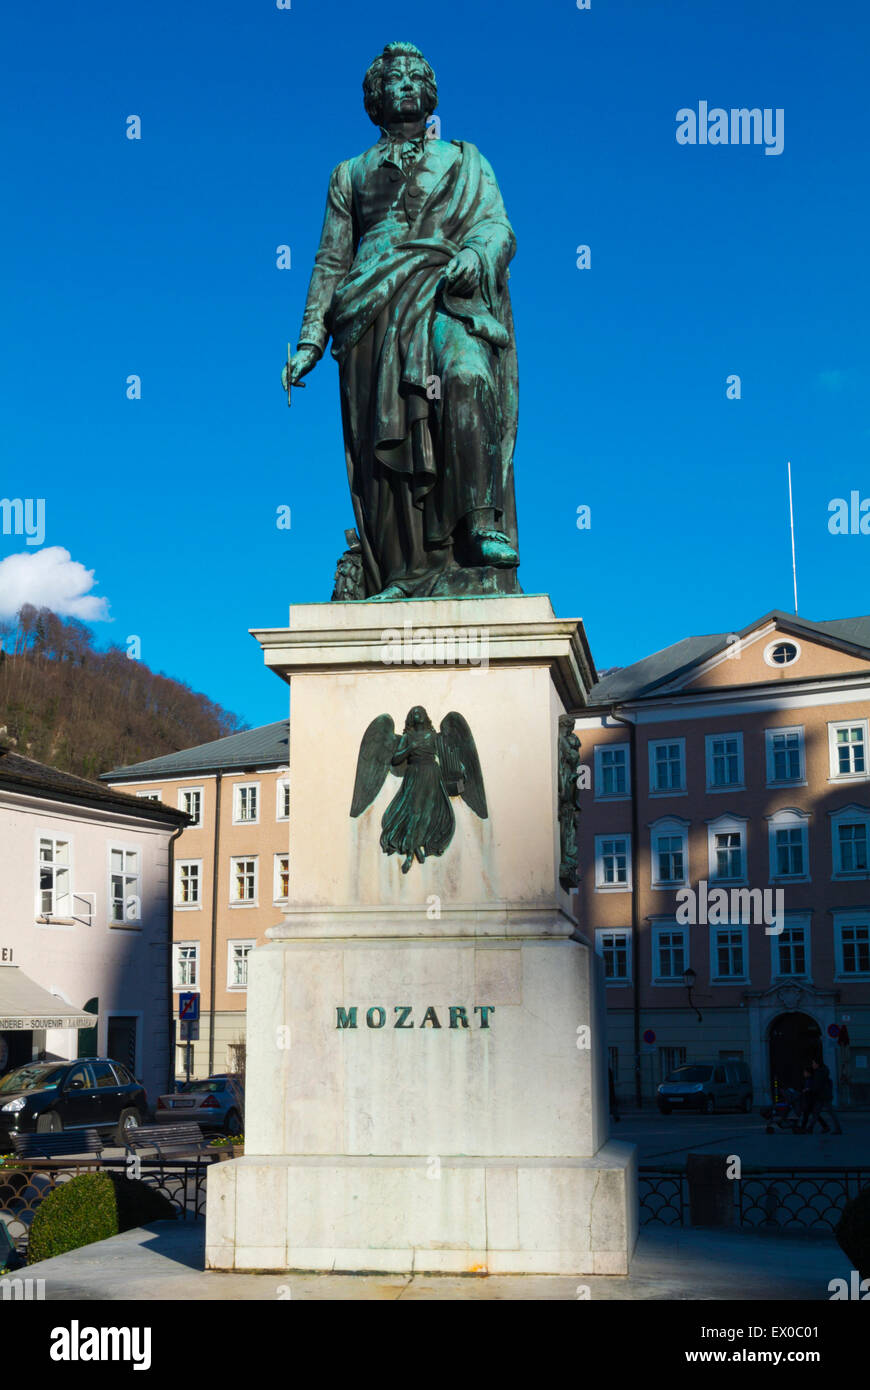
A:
[[466, 529, 519, 568]]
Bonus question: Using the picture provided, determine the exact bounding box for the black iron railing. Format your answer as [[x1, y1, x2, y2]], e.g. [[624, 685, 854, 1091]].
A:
[[0, 1155, 213, 1262], [640, 1164, 870, 1232], [638, 1166, 688, 1226]]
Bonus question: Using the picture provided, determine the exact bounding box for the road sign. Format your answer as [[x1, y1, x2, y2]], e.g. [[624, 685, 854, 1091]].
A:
[[643, 1029, 656, 1046], [179, 992, 199, 1022], [828, 1024, 840, 1039]]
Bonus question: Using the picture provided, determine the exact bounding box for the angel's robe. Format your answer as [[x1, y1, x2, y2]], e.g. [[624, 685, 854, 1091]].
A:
[[297, 128, 519, 598]]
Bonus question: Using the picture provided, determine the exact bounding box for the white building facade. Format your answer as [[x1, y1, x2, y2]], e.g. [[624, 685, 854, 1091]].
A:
[[0, 747, 188, 1100]]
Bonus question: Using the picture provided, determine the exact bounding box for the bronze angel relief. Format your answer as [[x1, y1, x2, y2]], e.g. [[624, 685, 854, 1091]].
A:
[[350, 706, 487, 872]]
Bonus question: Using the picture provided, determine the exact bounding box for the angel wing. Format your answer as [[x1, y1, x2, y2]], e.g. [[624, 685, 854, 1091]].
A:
[[438, 712, 488, 819], [350, 714, 401, 817]]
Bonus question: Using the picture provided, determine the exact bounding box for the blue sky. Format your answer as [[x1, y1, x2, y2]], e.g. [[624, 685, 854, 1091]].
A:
[[2, 0, 868, 729]]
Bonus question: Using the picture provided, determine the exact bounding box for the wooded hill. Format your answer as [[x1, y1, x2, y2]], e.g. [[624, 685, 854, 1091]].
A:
[[0, 606, 245, 780]]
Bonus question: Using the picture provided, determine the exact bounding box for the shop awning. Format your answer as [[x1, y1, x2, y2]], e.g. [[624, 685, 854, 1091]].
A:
[[0, 967, 98, 1031]]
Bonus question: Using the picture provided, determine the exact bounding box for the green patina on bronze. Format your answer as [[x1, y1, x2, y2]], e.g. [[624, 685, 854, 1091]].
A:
[[284, 42, 521, 600], [558, 715, 582, 891], [350, 705, 487, 873]]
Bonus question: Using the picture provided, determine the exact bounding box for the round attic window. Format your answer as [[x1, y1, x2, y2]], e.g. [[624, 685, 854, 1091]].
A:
[[764, 640, 800, 667]]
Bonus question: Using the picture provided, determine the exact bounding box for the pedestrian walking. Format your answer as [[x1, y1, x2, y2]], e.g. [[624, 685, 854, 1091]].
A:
[[796, 1067, 814, 1133], [805, 1057, 843, 1134]]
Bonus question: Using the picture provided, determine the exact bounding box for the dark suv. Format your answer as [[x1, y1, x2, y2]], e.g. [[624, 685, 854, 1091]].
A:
[[0, 1058, 147, 1146]]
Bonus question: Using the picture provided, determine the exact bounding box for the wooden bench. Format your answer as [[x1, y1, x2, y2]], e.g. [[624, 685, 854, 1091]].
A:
[[125, 1123, 218, 1217], [125, 1122, 215, 1163], [11, 1128, 105, 1161]]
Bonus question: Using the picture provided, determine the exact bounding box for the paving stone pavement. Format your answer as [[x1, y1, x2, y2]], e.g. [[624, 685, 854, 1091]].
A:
[[17, 1220, 852, 1301]]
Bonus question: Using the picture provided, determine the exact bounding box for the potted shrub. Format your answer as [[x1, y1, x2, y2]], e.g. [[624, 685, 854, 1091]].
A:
[[27, 1172, 175, 1264]]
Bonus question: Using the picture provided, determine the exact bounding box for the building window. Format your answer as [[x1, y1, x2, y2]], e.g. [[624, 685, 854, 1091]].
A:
[[274, 853, 290, 901], [228, 941, 255, 989], [232, 783, 260, 824], [38, 837, 72, 916], [838, 823, 868, 873], [594, 744, 630, 799], [649, 739, 686, 794], [834, 913, 870, 978], [831, 806, 870, 877], [763, 639, 800, 667], [174, 942, 199, 988], [652, 925, 688, 982], [772, 916, 810, 979], [179, 787, 203, 826], [109, 846, 140, 924], [594, 834, 631, 891], [765, 727, 805, 785], [705, 733, 744, 790], [767, 809, 809, 881], [230, 856, 257, 904], [710, 925, 748, 982], [659, 1046, 687, 1079], [595, 929, 631, 982], [829, 720, 868, 779], [650, 818, 689, 888], [175, 860, 202, 907], [276, 779, 290, 821], [707, 816, 747, 882], [135, 791, 162, 802]]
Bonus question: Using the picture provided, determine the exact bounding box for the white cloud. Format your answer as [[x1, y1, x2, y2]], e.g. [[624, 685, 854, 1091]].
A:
[[0, 547, 110, 622]]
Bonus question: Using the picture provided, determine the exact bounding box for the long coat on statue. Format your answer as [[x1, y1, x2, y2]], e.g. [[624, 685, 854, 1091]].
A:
[[297, 133, 519, 598]]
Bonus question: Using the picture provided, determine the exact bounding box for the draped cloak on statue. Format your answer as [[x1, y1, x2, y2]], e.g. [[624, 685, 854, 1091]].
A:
[[297, 136, 519, 597]]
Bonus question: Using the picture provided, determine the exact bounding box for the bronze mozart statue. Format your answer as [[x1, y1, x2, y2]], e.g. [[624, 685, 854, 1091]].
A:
[[284, 42, 521, 600]]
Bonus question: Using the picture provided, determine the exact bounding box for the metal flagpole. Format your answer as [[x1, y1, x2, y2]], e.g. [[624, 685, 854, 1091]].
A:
[[787, 460, 798, 614]]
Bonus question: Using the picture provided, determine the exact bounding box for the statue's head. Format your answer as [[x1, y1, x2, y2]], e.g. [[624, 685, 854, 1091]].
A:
[[363, 42, 438, 127], [405, 705, 432, 732]]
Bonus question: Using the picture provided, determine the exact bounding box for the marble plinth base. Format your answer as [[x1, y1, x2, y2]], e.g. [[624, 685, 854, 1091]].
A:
[[205, 1146, 637, 1275], [205, 594, 637, 1276]]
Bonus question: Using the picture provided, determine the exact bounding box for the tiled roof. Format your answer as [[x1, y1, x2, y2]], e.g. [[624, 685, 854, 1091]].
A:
[[587, 611, 870, 706], [101, 719, 289, 782], [0, 747, 188, 822]]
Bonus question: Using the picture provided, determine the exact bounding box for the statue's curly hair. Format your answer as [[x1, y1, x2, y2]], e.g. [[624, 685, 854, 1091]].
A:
[[363, 42, 438, 127]]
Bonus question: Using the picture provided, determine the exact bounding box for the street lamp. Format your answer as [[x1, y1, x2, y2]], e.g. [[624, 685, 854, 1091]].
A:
[[684, 967, 702, 1023]]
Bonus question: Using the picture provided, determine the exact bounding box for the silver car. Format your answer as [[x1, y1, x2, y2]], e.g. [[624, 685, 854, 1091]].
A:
[[155, 1073, 244, 1134], [657, 1061, 753, 1115]]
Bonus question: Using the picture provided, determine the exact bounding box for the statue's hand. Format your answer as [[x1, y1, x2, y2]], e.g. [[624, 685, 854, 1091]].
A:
[[444, 249, 480, 297], [282, 346, 320, 391]]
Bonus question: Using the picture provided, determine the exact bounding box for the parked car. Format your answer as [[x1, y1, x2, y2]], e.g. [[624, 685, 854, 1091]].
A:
[[0, 1057, 147, 1146], [155, 1074, 244, 1134], [657, 1061, 753, 1115]]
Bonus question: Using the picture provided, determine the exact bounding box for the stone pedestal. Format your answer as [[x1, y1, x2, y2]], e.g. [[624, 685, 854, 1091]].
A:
[[206, 595, 637, 1274]]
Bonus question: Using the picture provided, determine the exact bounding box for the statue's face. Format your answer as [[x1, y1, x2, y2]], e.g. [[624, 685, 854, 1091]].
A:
[[381, 54, 429, 124]]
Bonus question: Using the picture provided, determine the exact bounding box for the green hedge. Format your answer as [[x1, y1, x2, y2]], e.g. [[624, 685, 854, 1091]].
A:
[[28, 1172, 175, 1264], [835, 1184, 870, 1281]]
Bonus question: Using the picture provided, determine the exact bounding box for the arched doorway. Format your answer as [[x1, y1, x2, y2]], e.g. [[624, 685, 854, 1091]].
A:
[[768, 1011, 821, 1098]]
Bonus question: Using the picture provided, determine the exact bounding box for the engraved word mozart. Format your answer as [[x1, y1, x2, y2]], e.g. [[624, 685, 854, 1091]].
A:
[[336, 1005, 495, 1029]]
